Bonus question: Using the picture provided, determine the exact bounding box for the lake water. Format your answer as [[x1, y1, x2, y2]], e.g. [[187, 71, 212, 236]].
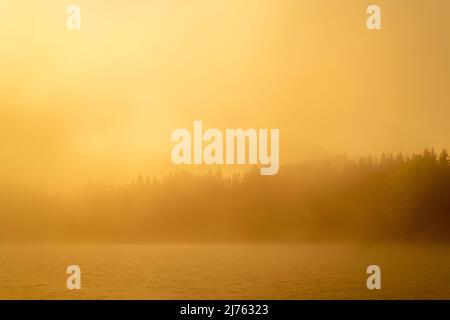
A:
[[0, 243, 449, 299]]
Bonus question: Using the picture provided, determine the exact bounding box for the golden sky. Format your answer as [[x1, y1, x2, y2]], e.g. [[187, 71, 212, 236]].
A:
[[0, 0, 449, 190]]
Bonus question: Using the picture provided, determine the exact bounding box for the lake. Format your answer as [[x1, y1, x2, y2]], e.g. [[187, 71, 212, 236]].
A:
[[0, 243, 449, 299]]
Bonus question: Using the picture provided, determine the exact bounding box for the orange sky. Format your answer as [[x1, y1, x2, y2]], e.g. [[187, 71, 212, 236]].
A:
[[0, 0, 449, 190]]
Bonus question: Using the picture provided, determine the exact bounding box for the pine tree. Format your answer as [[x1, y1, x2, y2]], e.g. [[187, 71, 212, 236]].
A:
[[439, 149, 449, 166]]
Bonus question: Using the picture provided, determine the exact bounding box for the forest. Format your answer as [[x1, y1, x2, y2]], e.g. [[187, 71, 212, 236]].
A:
[[0, 148, 449, 243]]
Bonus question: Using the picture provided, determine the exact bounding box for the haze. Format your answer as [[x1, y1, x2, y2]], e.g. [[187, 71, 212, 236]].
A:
[[1, 0, 449, 191]]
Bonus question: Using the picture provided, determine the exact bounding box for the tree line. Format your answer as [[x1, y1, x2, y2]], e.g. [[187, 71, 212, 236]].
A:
[[0, 148, 449, 242]]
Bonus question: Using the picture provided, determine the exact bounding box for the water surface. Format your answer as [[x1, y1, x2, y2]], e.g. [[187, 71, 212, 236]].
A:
[[0, 244, 449, 299]]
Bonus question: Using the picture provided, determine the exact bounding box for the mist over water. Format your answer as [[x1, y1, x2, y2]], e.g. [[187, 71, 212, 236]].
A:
[[1, 0, 450, 301], [1, 244, 449, 299]]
